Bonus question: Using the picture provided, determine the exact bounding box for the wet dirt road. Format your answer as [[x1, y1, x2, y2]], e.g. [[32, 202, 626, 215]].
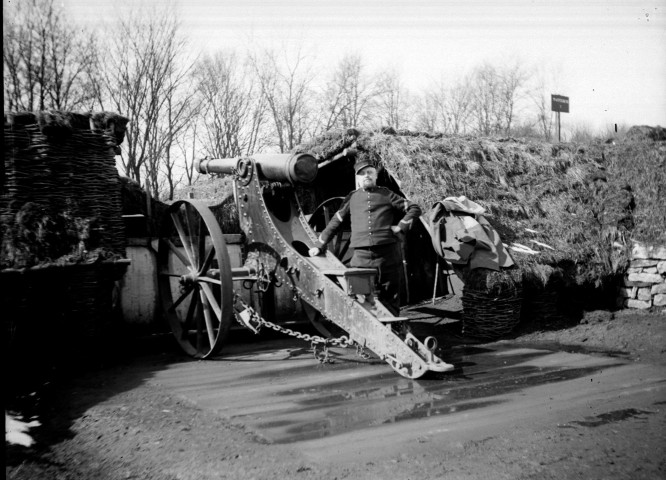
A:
[[8, 318, 666, 480], [147, 333, 666, 471]]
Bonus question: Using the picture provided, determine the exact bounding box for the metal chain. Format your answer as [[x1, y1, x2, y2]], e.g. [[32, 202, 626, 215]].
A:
[[233, 293, 355, 363]]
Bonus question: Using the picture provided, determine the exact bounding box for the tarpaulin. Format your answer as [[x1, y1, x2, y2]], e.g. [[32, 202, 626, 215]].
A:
[[429, 196, 515, 271]]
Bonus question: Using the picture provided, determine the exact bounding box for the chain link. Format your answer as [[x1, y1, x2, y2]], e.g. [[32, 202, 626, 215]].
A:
[[233, 293, 355, 364]]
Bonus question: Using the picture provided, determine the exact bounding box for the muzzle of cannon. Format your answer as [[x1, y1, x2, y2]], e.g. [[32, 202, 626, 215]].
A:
[[196, 153, 318, 184]]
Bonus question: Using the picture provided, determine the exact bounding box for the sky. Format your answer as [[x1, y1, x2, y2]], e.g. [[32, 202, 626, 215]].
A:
[[59, 0, 666, 133]]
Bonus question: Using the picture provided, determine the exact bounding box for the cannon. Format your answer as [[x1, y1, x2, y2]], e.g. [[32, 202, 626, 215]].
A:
[[156, 153, 454, 378]]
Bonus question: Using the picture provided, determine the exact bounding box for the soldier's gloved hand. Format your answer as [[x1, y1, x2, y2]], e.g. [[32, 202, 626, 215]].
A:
[[308, 247, 322, 257], [391, 225, 402, 234]]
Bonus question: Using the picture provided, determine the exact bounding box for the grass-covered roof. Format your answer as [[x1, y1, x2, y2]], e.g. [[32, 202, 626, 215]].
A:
[[296, 128, 666, 290]]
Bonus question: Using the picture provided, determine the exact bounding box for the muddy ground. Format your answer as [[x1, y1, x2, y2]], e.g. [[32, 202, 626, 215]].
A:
[[5, 307, 666, 480]]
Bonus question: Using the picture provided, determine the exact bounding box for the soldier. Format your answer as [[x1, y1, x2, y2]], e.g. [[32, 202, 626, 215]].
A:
[[308, 157, 422, 316]]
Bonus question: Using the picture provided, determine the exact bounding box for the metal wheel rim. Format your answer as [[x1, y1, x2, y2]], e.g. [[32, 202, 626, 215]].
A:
[[308, 197, 351, 262]]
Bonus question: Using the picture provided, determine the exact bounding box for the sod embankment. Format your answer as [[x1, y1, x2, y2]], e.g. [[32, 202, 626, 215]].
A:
[[295, 128, 665, 315]]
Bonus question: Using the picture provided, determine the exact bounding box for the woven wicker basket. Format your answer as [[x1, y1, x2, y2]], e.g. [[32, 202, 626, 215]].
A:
[[521, 288, 563, 328], [461, 286, 523, 340]]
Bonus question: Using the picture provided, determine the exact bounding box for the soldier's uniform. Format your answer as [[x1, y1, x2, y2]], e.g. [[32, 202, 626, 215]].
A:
[[315, 163, 421, 315]]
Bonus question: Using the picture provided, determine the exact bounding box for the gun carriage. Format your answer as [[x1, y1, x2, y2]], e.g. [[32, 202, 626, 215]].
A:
[[157, 152, 454, 379]]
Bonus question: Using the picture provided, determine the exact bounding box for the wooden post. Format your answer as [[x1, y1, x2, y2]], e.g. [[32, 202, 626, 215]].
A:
[[432, 258, 439, 305], [145, 181, 152, 219]]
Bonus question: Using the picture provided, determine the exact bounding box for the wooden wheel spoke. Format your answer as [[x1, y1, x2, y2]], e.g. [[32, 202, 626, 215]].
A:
[[169, 285, 194, 312], [166, 238, 191, 267], [198, 246, 215, 276], [182, 292, 200, 340], [199, 282, 222, 320], [333, 230, 344, 255], [195, 295, 205, 350], [198, 288, 217, 346], [197, 219, 207, 270], [184, 203, 201, 267], [158, 268, 184, 278], [338, 235, 351, 259], [198, 276, 221, 285], [171, 211, 197, 267]]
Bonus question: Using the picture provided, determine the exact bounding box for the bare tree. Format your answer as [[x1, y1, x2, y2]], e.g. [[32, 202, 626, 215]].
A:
[[3, 0, 98, 111], [250, 46, 316, 153], [414, 77, 453, 134], [414, 75, 474, 135], [175, 122, 200, 188], [322, 54, 381, 130], [373, 68, 412, 130], [95, 4, 195, 199], [528, 64, 564, 141], [470, 61, 529, 136], [445, 78, 474, 134], [150, 67, 199, 200], [532, 86, 555, 141], [499, 61, 529, 134], [194, 51, 267, 159], [470, 63, 501, 135], [413, 92, 440, 133]]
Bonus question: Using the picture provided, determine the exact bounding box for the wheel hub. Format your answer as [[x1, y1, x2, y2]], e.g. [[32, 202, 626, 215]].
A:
[[180, 272, 198, 287]]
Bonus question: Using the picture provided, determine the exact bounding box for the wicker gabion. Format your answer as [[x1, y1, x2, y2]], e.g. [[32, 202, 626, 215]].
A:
[[462, 287, 523, 339], [458, 267, 523, 340], [2, 111, 129, 269], [2, 111, 129, 349]]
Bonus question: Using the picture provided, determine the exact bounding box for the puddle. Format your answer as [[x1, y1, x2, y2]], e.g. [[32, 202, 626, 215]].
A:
[[504, 341, 631, 359], [567, 408, 653, 427], [273, 399, 505, 443], [233, 342, 627, 444]]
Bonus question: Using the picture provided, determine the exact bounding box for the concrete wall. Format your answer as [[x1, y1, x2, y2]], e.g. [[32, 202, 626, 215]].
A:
[[618, 242, 666, 310], [119, 239, 159, 325], [118, 236, 244, 326]]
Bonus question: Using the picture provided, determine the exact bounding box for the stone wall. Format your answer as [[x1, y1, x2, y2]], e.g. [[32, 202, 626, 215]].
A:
[[619, 242, 666, 310]]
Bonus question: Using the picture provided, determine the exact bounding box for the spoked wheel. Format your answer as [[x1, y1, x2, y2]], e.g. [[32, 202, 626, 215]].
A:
[[308, 197, 352, 264], [157, 200, 234, 358]]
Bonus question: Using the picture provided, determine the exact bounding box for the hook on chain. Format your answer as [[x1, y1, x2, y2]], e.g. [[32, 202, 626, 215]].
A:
[[312, 340, 333, 364], [233, 293, 367, 363]]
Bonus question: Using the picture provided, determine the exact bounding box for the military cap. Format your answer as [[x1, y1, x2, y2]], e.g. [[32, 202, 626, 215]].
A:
[[354, 158, 374, 174]]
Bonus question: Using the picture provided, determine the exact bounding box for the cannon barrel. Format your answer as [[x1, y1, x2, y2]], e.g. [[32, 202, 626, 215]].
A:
[[195, 153, 318, 184]]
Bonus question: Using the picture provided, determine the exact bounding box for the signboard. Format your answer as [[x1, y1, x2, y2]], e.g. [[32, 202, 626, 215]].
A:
[[551, 94, 570, 113]]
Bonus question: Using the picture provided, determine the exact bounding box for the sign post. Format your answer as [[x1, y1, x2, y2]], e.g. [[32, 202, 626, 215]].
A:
[[551, 94, 569, 142]]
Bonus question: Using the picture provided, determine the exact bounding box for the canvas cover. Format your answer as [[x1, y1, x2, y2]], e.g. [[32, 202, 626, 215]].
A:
[[429, 196, 515, 271]]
